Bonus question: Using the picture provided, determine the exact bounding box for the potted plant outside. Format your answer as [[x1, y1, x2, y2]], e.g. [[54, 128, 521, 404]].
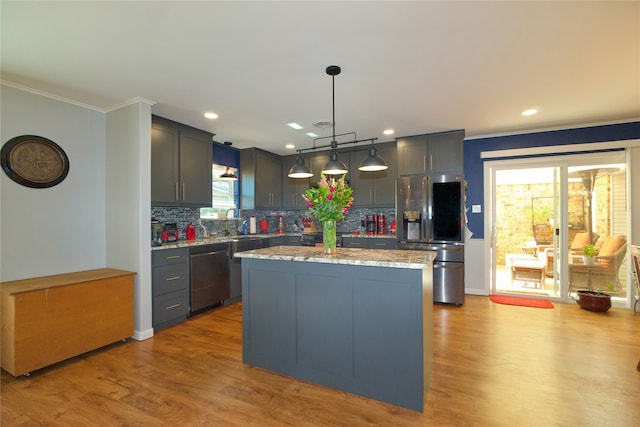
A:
[[582, 244, 597, 265], [576, 288, 613, 312]]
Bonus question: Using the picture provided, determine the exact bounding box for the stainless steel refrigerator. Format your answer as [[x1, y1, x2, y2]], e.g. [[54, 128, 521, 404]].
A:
[[396, 174, 465, 305]]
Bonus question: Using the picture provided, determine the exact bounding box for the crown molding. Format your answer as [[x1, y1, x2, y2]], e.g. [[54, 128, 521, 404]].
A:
[[105, 97, 156, 112], [466, 118, 640, 141], [1, 79, 105, 112], [1, 80, 155, 114]]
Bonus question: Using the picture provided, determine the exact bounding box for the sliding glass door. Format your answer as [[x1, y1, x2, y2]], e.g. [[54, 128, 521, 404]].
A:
[[487, 152, 627, 302], [490, 165, 563, 298]]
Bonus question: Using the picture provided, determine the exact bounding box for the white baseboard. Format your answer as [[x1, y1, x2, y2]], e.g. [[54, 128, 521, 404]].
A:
[[132, 328, 154, 341]]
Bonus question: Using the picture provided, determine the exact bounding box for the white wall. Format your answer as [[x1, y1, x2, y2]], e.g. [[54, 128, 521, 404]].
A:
[[0, 85, 106, 281], [105, 101, 154, 340]]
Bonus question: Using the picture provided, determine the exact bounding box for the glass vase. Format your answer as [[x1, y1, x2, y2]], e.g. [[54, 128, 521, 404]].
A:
[[322, 220, 337, 255]]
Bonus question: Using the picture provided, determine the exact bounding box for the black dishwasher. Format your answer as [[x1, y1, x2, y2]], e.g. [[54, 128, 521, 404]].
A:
[[189, 243, 230, 316]]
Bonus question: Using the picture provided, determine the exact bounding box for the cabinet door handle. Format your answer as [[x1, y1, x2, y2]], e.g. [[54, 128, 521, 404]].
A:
[[165, 303, 181, 310], [165, 276, 181, 281], [182, 183, 186, 201], [429, 154, 433, 171], [423, 155, 426, 171], [372, 189, 376, 203], [175, 182, 179, 201]]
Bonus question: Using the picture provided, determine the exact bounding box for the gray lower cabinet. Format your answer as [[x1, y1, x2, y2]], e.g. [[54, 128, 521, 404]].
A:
[[348, 142, 397, 207], [151, 116, 213, 207], [268, 235, 302, 246], [152, 248, 190, 330], [228, 235, 301, 305], [342, 236, 396, 249], [396, 130, 464, 175], [241, 257, 431, 412]]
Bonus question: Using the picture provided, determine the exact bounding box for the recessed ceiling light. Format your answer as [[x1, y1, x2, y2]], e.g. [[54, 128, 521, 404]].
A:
[[313, 120, 333, 129], [288, 122, 303, 130], [383, 129, 394, 135], [285, 144, 295, 149], [306, 132, 318, 137], [204, 112, 218, 119], [522, 109, 538, 116]]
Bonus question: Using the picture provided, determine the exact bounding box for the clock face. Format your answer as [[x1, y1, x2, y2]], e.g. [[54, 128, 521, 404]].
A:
[[1, 135, 70, 188]]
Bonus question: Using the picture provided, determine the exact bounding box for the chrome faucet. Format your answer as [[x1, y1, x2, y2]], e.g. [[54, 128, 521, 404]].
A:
[[223, 209, 233, 236], [196, 219, 209, 238]]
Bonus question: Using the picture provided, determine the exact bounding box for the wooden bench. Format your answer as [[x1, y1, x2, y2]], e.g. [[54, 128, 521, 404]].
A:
[[1, 268, 135, 376]]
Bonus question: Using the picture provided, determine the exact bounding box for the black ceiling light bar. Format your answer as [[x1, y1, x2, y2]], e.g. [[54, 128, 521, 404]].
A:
[[288, 65, 387, 178]]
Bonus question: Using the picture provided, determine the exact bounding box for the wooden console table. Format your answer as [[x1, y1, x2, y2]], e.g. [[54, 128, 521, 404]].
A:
[[1, 268, 135, 376]]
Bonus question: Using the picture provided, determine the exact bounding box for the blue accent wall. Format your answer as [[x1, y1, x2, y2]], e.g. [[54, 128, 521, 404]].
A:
[[213, 142, 240, 209], [463, 121, 640, 239], [213, 142, 240, 168]]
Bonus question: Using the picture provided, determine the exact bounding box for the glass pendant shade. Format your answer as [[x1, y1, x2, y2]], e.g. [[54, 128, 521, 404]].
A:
[[288, 156, 313, 178], [358, 145, 388, 171], [219, 166, 238, 180], [322, 151, 348, 175]]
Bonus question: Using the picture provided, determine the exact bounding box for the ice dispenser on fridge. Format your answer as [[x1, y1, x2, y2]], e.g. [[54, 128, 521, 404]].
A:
[[403, 211, 421, 241]]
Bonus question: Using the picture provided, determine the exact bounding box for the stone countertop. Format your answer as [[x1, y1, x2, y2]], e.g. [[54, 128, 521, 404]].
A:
[[152, 233, 302, 251], [234, 246, 436, 269]]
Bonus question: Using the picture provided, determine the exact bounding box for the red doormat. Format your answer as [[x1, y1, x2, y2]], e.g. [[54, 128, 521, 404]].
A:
[[490, 295, 554, 309]]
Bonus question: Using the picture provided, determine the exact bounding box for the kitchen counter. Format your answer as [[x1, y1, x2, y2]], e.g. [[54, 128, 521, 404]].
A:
[[239, 246, 434, 412], [151, 233, 302, 250], [235, 245, 434, 269]]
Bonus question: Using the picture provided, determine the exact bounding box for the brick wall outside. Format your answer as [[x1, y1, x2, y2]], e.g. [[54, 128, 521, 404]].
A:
[[495, 181, 604, 265]]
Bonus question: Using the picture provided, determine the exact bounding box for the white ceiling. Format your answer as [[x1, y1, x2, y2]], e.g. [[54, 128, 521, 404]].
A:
[[2, 1, 639, 155]]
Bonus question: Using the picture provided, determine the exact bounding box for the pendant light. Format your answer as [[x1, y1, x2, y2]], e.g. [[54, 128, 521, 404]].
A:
[[321, 65, 348, 175], [219, 165, 237, 180], [287, 65, 386, 176], [288, 154, 313, 178], [358, 142, 388, 171]]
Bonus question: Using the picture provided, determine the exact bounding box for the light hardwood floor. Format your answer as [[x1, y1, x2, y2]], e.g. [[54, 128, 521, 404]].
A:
[[2, 295, 639, 426]]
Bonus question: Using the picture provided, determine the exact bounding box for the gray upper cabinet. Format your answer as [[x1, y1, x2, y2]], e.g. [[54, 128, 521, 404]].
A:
[[348, 142, 397, 207], [307, 152, 331, 182], [396, 130, 464, 175], [282, 154, 310, 209], [240, 148, 282, 209], [151, 116, 213, 207]]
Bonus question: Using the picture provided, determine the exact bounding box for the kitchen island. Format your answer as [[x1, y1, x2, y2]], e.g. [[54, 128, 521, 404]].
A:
[[235, 246, 436, 412]]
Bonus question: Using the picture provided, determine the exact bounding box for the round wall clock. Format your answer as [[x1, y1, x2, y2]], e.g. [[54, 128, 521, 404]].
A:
[[1, 135, 70, 188]]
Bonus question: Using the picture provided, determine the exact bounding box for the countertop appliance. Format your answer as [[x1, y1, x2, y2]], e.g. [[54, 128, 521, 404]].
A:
[[163, 222, 178, 243], [151, 220, 163, 247], [397, 174, 465, 305], [189, 243, 230, 316]]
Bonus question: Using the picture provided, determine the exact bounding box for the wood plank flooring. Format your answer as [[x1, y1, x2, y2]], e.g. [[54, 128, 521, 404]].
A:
[[2, 295, 639, 426]]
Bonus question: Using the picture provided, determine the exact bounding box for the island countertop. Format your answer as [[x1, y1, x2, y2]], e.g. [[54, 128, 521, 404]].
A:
[[234, 245, 436, 269]]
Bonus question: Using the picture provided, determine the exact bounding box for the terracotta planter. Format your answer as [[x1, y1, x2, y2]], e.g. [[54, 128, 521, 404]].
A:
[[576, 291, 611, 312]]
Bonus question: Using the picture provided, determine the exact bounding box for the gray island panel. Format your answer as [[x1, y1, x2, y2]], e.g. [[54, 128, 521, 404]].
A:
[[239, 247, 434, 412]]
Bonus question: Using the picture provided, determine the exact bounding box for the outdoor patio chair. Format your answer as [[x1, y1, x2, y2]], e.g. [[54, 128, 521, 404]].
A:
[[568, 235, 627, 293], [538, 232, 599, 277]]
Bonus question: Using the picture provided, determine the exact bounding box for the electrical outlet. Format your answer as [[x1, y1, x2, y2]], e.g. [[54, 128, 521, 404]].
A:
[[472, 205, 482, 213]]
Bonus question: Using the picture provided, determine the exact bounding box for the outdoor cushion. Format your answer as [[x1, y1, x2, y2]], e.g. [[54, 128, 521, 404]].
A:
[[598, 236, 626, 256]]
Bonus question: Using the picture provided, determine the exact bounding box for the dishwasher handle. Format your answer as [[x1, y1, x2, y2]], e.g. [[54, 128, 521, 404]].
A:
[[190, 249, 227, 258]]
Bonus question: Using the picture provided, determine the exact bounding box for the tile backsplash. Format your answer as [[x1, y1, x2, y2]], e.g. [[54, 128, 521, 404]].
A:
[[152, 206, 396, 239]]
